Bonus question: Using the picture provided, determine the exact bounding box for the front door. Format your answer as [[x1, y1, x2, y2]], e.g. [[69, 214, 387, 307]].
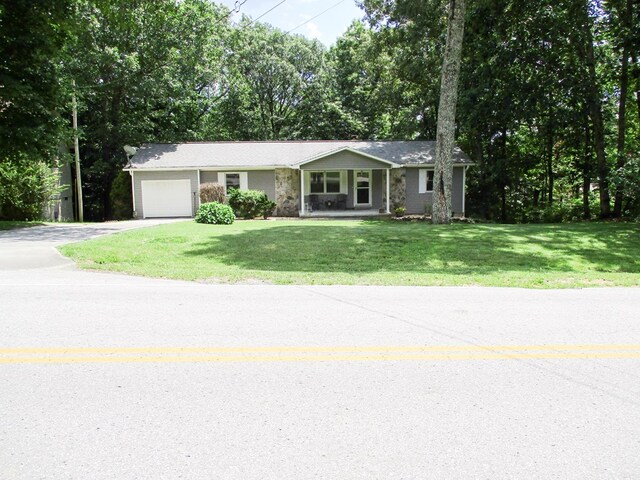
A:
[[354, 170, 371, 206]]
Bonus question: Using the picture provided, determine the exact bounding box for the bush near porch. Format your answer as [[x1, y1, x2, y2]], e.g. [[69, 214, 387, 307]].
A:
[[58, 220, 640, 288]]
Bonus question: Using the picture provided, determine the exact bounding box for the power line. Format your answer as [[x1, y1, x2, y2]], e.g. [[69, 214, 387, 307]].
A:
[[232, 0, 248, 14], [286, 0, 347, 34], [224, 0, 248, 20], [242, 0, 288, 28]]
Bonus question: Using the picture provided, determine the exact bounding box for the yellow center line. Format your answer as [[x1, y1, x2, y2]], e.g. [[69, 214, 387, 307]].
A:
[[1, 345, 640, 364]]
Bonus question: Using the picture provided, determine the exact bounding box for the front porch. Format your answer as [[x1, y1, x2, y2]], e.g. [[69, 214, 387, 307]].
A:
[[288, 146, 399, 218], [299, 168, 392, 216], [300, 208, 389, 218]]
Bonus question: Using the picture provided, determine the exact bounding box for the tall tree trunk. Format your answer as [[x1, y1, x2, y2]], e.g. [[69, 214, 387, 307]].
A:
[[546, 132, 554, 205], [500, 128, 509, 222], [613, 0, 632, 217], [582, 120, 592, 219], [634, 54, 640, 124], [580, 3, 611, 218], [432, 0, 465, 224]]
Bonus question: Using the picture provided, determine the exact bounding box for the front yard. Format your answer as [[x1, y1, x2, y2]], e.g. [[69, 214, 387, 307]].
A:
[[59, 220, 640, 288]]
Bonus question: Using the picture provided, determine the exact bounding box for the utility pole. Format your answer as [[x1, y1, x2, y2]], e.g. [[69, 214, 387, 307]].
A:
[[72, 80, 84, 222]]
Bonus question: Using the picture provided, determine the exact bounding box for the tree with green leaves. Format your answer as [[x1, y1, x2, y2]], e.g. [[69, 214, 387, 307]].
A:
[[0, 1, 75, 220], [0, 0, 73, 162], [221, 22, 328, 140], [65, 0, 232, 219]]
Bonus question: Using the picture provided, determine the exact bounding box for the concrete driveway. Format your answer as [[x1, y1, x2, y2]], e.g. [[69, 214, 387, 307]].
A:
[[0, 219, 186, 270]]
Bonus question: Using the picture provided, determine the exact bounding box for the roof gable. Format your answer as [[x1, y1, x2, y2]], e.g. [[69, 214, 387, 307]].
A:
[[296, 147, 398, 169]]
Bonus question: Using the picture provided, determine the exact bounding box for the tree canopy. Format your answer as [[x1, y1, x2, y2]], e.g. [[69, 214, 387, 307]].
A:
[[1, 0, 638, 221]]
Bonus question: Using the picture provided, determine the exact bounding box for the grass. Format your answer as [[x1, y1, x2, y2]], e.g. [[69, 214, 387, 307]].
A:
[[0, 220, 45, 230], [58, 220, 640, 288]]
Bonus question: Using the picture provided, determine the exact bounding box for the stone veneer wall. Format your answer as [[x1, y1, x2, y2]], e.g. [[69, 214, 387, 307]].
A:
[[389, 168, 406, 210], [275, 168, 300, 217]]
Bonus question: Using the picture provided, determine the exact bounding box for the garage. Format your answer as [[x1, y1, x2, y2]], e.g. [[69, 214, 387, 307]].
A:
[[140, 179, 192, 218]]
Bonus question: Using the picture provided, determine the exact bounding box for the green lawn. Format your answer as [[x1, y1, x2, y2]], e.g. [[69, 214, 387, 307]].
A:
[[58, 220, 640, 288]]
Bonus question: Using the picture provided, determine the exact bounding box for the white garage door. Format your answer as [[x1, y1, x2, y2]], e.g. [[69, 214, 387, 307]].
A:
[[141, 179, 192, 218]]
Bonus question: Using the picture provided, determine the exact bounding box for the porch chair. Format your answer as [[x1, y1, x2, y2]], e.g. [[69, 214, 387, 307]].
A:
[[309, 194, 321, 211]]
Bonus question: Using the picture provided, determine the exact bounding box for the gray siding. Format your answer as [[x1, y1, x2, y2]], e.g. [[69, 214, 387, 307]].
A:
[[132, 170, 199, 218], [199, 171, 218, 184], [302, 150, 391, 170], [248, 170, 276, 199], [200, 170, 275, 200], [372, 170, 383, 209], [404, 166, 465, 215], [452, 167, 464, 213], [405, 167, 429, 214]]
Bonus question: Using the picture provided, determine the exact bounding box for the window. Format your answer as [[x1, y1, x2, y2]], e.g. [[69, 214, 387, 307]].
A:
[[225, 173, 240, 192], [325, 172, 341, 193], [310, 172, 324, 193], [425, 170, 434, 192], [217, 172, 248, 193], [308, 171, 344, 194], [419, 169, 434, 193]]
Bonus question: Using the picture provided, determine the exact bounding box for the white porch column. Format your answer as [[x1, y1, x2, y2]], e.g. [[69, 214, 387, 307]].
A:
[[196, 169, 201, 209], [462, 166, 467, 217], [385, 169, 390, 214], [300, 169, 305, 216]]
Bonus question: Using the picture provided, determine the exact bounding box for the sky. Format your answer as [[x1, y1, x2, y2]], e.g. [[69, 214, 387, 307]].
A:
[[218, 0, 365, 46]]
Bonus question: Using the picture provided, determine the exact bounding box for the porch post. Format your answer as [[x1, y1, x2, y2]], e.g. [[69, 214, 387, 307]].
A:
[[385, 168, 390, 214], [462, 166, 467, 217], [196, 169, 201, 210], [300, 169, 305, 216]]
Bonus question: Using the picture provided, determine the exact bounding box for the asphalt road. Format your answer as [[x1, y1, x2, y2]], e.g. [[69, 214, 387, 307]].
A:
[[1, 222, 639, 479]]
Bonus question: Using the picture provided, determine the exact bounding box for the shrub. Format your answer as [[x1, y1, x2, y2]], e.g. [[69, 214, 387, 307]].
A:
[[521, 198, 591, 223], [259, 200, 277, 219], [109, 170, 133, 220], [195, 202, 235, 225], [0, 156, 61, 221], [228, 189, 270, 219], [199, 183, 226, 204], [611, 156, 640, 217]]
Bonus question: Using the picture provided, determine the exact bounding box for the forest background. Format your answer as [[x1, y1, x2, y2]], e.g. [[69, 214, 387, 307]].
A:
[[1, 0, 638, 222]]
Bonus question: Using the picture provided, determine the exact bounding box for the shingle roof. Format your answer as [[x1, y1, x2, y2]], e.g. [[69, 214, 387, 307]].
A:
[[125, 141, 473, 169]]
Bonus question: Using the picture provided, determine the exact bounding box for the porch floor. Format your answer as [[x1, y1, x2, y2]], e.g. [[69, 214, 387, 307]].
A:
[[300, 209, 389, 218]]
